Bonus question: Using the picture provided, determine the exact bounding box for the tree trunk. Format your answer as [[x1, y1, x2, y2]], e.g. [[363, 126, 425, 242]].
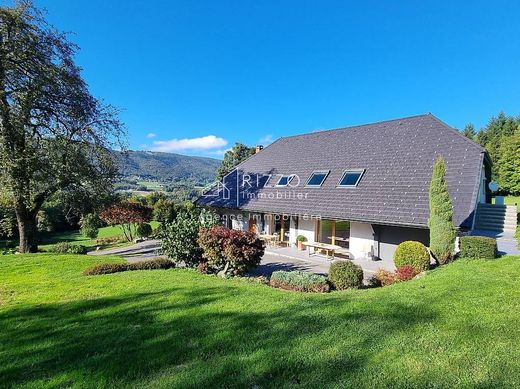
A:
[[15, 205, 38, 253]]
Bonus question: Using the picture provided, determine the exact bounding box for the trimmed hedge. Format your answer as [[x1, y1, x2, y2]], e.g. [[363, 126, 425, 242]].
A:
[[459, 236, 498, 259], [84, 258, 174, 276], [328, 261, 363, 290], [393, 241, 430, 271], [270, 271, 330, 293], [50, 242, 87, 255]]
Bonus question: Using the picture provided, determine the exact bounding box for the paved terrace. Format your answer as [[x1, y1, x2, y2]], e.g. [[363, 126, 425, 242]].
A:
[[250, 246, 395, 279]]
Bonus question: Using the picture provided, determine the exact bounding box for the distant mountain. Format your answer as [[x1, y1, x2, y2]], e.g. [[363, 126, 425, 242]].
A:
[[116, 150, 220, 185]]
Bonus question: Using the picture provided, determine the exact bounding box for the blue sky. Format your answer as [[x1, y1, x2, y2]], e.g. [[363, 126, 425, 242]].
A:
[[30, 0, 520, 158]]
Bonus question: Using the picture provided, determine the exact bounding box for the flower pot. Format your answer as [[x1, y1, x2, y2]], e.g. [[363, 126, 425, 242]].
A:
[[297, 241, 305, 251]]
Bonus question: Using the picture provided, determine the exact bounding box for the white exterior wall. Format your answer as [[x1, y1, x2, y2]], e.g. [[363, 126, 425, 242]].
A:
[[349, 222, 375, 259], [289, 218, 297, 246], [296, 218, 316, 243]]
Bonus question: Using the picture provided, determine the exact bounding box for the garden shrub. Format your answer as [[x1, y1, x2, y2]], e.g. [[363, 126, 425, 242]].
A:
[[198, 225, 265, 276], [393, 241, 430, 271], [50, 242, 87, 254], [428, 157, 456, 264], [395, 265, 420, 281], [80, 213, 100, 239], [96, 236, 126, 246], [328, 261, 363, 290], [127, 258, 175, 270], [270, 270, 330, 293], [374, 269, 398, 286], [459, 236, 498, 259], [160, 209, 218, 267], [83, 263, 129, 275], [84, 258, 174, 275], [136, 223, 153, 238]]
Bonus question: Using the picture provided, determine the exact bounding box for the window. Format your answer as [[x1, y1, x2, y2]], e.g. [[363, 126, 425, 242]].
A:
[[306, 171, 329, 187], [338, 170, 364, 187], [276, 175, 294, 187]]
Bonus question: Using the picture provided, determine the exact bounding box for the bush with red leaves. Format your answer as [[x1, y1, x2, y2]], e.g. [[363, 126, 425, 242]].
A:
[[395, 265, 421, 281], [198, 225, 265, 276]]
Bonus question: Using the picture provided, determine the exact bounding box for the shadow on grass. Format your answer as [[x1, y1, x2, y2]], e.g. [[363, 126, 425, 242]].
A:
[[0, 285, 439, 387]]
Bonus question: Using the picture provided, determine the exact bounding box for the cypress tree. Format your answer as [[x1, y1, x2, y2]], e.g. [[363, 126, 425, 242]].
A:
[[428, 157, 456, 264]]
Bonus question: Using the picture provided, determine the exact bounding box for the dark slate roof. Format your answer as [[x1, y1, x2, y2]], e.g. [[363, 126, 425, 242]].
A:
[[197, 114, 487, 228]]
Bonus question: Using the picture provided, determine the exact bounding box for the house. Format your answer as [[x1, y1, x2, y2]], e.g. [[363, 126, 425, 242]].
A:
[[197, 114, 491, 261]]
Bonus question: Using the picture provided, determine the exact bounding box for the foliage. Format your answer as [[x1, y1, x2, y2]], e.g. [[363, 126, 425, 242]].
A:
[[116, 150, 220, 186], [80, 214, 101, 239], [374, 269, 398, 286], [395, 265, 421, 281], [459, 236, 498, 259], [328, 261, 364, 290], [393, 241, 431, 271], [428, 157, 456, 264], [100, 201, 152, 242], [296, 235, 307, 242], [462, 123, 476, 140], [0, 192, 16, 239], [153, 198, 179, 223], [160, 208, 217, 267], [516, 224, 520, 250], [216, 143, 256, 181], [136, 223, 153, 238], [0, 2, 125, 252], [475, 112, 520, 193], [49, 242, 87, 255], [198, 225, 265, 276], [497, 133, 520, 195], [269, 270, 330, 293], [36, 210, 53, 233], [83, 258, 174, 276]]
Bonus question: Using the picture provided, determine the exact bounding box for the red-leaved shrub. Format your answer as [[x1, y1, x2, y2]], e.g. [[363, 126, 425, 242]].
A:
[[198, 225, 265, 276], [395, 265, 420, 281], [375, 269, 398, 286]]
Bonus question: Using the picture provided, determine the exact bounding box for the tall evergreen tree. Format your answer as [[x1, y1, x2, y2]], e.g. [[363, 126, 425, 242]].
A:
[[462, 123, 476, 140], [428, 157, 456, 264], [498, 133, 520, 195], [216, 143, 255, 181]]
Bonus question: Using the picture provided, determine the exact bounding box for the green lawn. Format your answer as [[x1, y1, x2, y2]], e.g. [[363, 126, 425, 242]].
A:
[[1, 254, 520, 387]]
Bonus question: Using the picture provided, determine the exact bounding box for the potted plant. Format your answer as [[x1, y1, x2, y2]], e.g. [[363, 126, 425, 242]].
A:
[[296, 235, 307, 251]]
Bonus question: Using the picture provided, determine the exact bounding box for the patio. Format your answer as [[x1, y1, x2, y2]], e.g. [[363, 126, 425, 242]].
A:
[[251, 245, 396, 279]]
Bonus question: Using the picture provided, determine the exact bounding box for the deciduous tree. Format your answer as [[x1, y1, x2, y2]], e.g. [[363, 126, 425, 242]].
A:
[[100, 202, 152, 242], [0, 2, 125, 252], [216, 143, 255, 181]]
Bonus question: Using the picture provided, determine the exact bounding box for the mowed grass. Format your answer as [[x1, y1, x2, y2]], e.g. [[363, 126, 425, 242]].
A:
[[1, 255, 520, 388]]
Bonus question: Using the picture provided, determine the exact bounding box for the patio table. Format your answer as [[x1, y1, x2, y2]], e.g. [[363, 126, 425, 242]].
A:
[[303, 242, 343, 260]]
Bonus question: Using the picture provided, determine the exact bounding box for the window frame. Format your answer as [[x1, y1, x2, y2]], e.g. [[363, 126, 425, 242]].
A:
[[305, 170, 330, 187], [337, 169, 365, 187], [275, 174, 295, 187]]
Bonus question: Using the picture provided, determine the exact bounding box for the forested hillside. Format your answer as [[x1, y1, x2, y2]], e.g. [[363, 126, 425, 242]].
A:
[[116, 151, 220, 185]]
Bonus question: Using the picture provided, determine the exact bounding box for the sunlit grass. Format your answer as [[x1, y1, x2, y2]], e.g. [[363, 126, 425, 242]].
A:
[[1, 253, 520, 387]]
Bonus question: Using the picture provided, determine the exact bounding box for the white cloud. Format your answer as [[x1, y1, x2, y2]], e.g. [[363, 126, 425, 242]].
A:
[[151, 135, 228, 153], [210, 148, 232, 156], [258, 134, 275, 145], [146, 133, 156, 138]]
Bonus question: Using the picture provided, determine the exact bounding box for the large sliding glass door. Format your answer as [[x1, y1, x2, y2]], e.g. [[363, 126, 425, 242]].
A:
[[318, 220, 350, 248]]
